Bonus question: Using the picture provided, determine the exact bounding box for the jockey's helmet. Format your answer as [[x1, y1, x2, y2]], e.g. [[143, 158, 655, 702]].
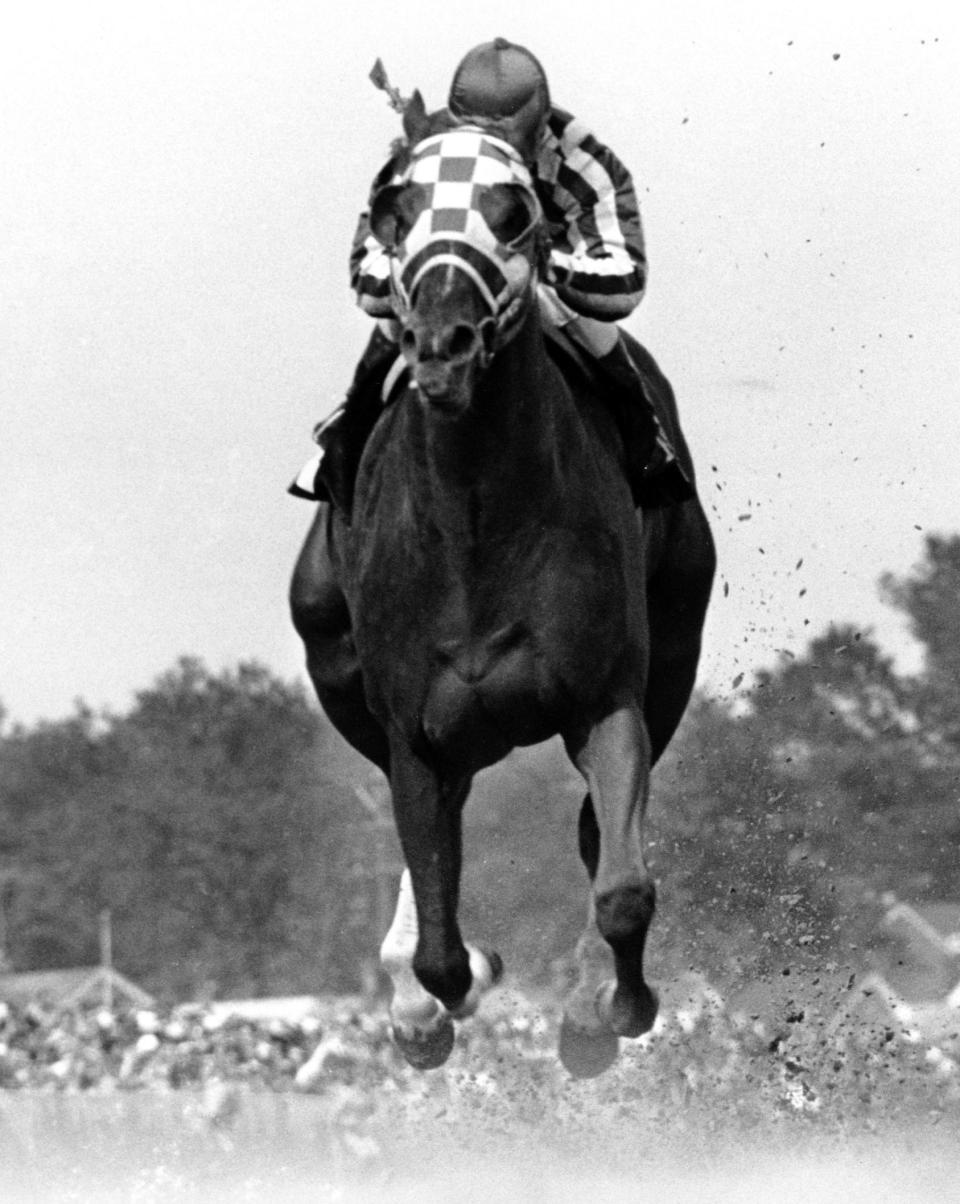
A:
[[448, 38, 550, 162]]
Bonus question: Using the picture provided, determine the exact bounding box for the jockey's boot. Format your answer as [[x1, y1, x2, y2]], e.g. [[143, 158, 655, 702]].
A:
[[594, 339, 692, 508], [314, 326, 399, 516]]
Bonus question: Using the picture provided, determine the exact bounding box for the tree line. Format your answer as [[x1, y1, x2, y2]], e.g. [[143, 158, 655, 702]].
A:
[[1, 536, 958, 1002]]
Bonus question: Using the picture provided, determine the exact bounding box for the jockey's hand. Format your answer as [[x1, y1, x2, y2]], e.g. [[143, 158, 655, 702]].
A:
[[545, 257, 573, 288]]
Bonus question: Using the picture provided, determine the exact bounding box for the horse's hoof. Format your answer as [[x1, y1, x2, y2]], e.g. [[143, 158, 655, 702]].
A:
[[558, 1014, 620, 1079], [629, 984, 659, 1036], [391, 1016, 456, 1070], [598, 981, 660, 1038]]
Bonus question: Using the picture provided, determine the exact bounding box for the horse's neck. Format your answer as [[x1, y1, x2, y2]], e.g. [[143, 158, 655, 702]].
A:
[[420, 313, 564, 520]]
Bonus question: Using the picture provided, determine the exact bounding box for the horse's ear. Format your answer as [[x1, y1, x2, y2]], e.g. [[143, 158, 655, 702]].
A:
[[402, 90, 430, 144], [370, 182, 427, 248]]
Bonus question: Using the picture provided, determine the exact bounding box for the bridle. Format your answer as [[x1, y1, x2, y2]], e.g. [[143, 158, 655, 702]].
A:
[[369, 128, 544, 356]]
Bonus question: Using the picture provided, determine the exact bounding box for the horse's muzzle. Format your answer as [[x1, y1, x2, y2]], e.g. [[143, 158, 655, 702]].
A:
[[413, 361, 457, 400], [404, 318, 496, 406]]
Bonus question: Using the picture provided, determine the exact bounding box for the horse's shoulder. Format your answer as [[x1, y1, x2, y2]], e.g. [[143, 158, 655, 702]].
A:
[[542, 325, 596, 393], [541, 326, 621, 462]]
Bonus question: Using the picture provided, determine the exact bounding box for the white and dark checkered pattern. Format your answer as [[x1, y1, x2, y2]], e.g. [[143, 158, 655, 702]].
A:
[[389, 129, 540, 318]]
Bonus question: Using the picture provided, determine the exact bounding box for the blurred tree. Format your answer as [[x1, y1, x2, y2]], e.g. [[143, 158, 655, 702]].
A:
[[645, 691, 842, 991], [878, 534, 960, 898], [0, 704, 114, 966], [0, 660, 378, 998], [647, 534, 960, 990]]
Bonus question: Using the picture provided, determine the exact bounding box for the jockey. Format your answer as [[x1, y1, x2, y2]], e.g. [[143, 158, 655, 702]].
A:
[[298, 37, 688, 511]]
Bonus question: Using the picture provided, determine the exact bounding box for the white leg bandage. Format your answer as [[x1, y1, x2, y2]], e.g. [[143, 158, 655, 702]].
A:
[[380, 869, 440, 1030]]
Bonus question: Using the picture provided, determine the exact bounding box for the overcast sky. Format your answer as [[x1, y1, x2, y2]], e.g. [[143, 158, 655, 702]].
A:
[[2, 0, 958, 725]]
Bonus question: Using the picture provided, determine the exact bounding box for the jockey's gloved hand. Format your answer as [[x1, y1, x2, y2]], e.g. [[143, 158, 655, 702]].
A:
[[545, 259, 573, 288]]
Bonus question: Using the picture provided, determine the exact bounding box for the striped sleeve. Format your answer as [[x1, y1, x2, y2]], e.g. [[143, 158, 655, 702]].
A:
[[536, 109, 647, 321], [349, 211, 397, 317], [349, 155, 404, 318]]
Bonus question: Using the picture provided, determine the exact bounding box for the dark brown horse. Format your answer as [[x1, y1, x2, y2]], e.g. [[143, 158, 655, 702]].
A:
[[290, 115, 714, 1077]]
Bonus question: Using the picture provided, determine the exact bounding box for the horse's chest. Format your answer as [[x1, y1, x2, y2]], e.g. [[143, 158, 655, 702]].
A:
[[420, 630, 559, 763], [352, 521, 640, 750]]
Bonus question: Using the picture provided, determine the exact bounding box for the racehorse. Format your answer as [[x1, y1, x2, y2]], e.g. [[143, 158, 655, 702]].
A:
[[290, 99, 715, 1077]]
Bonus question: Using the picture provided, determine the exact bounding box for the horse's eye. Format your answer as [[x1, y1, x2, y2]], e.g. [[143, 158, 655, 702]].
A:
[[477, 184, 538, 246], [370, 183, 428, 248]]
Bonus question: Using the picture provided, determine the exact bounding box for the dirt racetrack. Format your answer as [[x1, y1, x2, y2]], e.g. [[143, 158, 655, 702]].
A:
[[1, 1090, 956, 1203], [1, 978, 957, 1203]]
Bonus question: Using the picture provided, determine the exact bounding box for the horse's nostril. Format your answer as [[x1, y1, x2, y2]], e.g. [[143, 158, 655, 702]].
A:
[[447, 324, 477, 360], [403, 323, 479, 365]]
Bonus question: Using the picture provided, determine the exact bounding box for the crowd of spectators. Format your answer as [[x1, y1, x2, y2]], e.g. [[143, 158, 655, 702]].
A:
[[0, 997, 363, 1093], [0, 994, 552, 1096], [0, 984, 956, 1123]]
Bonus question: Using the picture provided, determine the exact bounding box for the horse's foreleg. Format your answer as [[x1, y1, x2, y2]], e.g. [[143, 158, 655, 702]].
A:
[[379, 867, 455, 1069], [558, 809, 621, 1078], [385, 745, 501, 1068], [562, 703, 658, 1072], [380, 866, 501, 1068], [390, 746, 470, 1008]]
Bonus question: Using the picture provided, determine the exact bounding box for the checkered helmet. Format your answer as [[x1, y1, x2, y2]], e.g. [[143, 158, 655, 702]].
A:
[[448, 38, 550, 158]]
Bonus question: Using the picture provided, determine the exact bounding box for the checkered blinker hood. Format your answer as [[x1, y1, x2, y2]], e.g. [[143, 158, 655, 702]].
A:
[[370, 129, 542, 324]]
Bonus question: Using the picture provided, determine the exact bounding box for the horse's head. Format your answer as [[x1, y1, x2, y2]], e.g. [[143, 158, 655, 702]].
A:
[[369, 123, 543, 414]]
